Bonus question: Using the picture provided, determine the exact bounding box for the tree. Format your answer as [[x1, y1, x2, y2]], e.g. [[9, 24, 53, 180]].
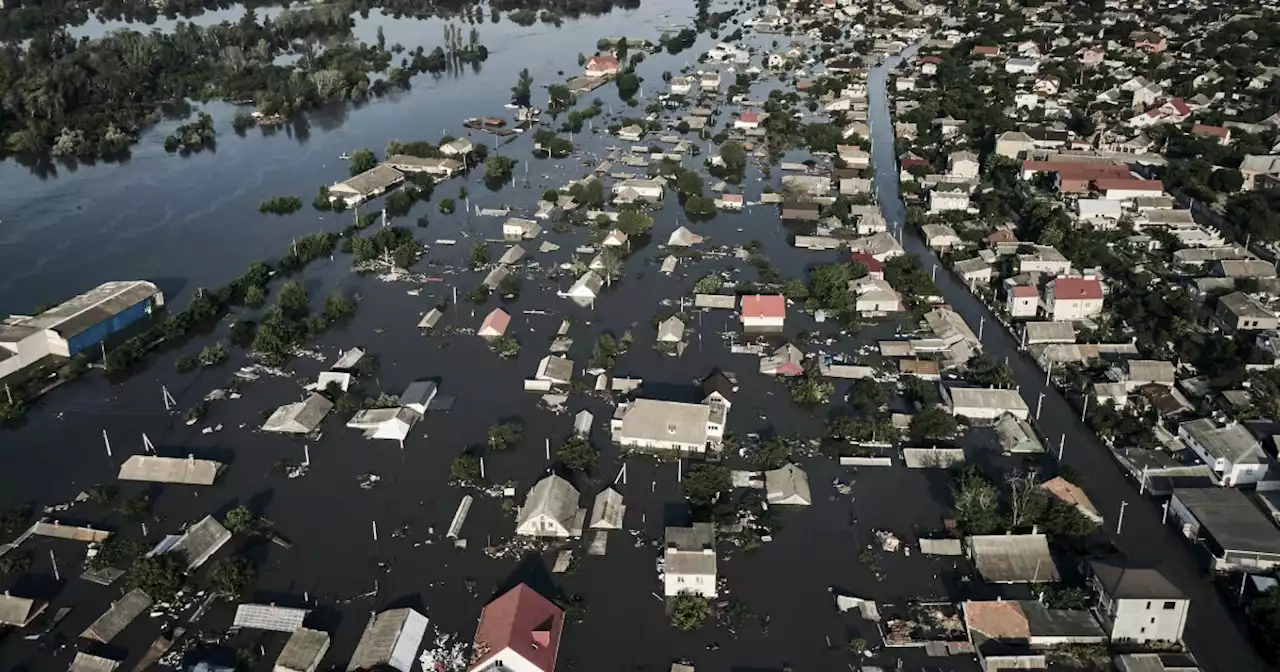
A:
[[126, 555, 185, 601], [489, 335, 520, 358], [498, 274, 522, 299], [684, 195, 717, 217], [323, 293, 357, 322], [670, 593, 710, 631], [119, 493, 152, 522], [511, 69, 533, 107], [952, 465, 1001, 535], [224, 506, 259, 535], [484, 155, 517, 180], [902, 376, 939, 406], [488, 421, 525, 451], [718, 141, 747, 178], [746, 437, 792, 470], [439, 198, 456, 214], [807, 261, 867, 313], [1006, 470, 1040, 530], [469, 244, 490, 269], [615, 211, 654, 236], [683, 463, 730, 506], [0, 551, 30, 576], [87, 534, 145, 570], [909, 407, 957, 444], [276, 281, 310, 319], [782, 278, 809, 300], [1251, 586, 1280, 663], [616, 71, 641, 99], [451, 453, 484, 484], [964, 354, 1014, 388], [244, 284, 267, 308], [198, 342, 227, 367], [1208, 168, 1244, 193], [803, 123, 843, 152], [557, 436, 598, 473], [848, 380, 890, 413], [86, 484, 118, 505], [694, 274, 724, 294], [547, 84, 573, 114], [348, 148, 377, 176], [209, 557, 256, 599]]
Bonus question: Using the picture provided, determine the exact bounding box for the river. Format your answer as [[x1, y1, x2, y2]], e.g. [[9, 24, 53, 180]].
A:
[[867, 43, 1270, 672]]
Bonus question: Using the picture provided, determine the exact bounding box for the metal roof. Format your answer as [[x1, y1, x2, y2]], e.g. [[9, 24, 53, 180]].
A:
[[0, 594, 44, 626], [765, 463, 812, 505], [81, 589, 152, 643], [1173, 488, 1280, 555], [261, 394, 334, 434], [517, 475, 581, 534], [12, 281, 160, 339], [948, 387, 1029, 413], [233, 603, 310, 632], [615, 399, 711, 447], [69, 652, 121, 672], [276, 627, 331, 672], [117, 455, 224, 485], [166, 515, 231, 570], [1022, 321, 1076, 344], [968, 534, 1059, 583], [346, 608, 428, 672], [589, 488, 626, 530]]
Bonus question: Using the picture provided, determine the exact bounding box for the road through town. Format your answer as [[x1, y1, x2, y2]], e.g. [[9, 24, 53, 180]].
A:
[[866, 44, 1271, 672]]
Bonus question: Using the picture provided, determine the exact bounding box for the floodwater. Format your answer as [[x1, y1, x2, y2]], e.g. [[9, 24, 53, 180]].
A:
[[0, 4, 990, 671], [868, 44, 1269, 672]]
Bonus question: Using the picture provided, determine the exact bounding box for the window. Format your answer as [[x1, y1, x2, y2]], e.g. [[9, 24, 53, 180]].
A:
[[676, 577, 685, 583], [1140, 627, 1146, 634], [1146, 601, 1152, 609], [1150, 618, 1156, 624], [1163, 601, 1177, 610]]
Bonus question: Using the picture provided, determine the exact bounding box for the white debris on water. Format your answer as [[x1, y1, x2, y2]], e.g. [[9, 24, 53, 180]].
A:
[[358, 473, 381, 489], [419, 629, 470, 672]]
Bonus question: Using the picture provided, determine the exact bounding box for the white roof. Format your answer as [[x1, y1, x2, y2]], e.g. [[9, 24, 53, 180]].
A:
[[616, 399, 711, 447]]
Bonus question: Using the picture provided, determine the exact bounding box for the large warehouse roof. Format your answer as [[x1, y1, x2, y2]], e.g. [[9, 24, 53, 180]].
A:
[[19, 281, 160, 338]]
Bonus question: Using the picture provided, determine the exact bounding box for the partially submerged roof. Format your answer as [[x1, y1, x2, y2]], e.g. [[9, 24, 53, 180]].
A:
[[589, 487, 626, 529], [233, 603, 310, 632], [69, 652, 122, 672], [518, 475, 582, 532], [0, 593, 45, 626], [81, 588, 153, 643], [471, 584, 565, 672], [765, 463, 812, 505], [968, 534, 1059, 583], [275, 628, 331, 672], [667, 226, 705, 247], [965, 600, 1104, 642], [347, 608, 429, 672], [1039, 477, 1100, 521], [615, 399, 711, 447], [332, 347, 366, 370], [118, 455, 224, 485], [165, 515, 231, 570], [261, 394, 334, 434]]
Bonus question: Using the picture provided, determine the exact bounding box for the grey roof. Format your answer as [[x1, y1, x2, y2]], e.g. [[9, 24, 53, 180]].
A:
[[276, 628, 331, 672], [261, 394, 334, 434], [401, 381, 438, 408], [948, 387, 1030, 413], [69, 652, 122, 672], [570, 271, 604, 296], [664, 523, 716, 576], [0, 594, 44, 626], [81, 589, 152, 643], [1023, 321, 1076, 344], [1179, 418, 1265, 464], [616, 399, 711, 447], [765, 463, 812, 505], [233, 603, 310, 632], [332, 347, 366, 370], [1127, 359, 1176, 384], [1219, 292, 1275, 320], [1173, 488, 1280, 554], [968, 534, 1060, 583], [589, 487, 626, 529], [1113, 653, 1202, 672], [1217, 259, 1276, 278], [498, 245, 527, 265], [667, 226, 704, 246], [347, 608, 429, 672], [482, 266, 511, 290], [537, 355, 574, 382], [417, 308, 443, 329], [167, 515, 231, 570], [924, 307, 980, 347], [1089, 558, 1184, 600], [117, 455, 224, 485], [1020, 601, 1106, 639], [657, 316, 685, 342], [335, 164, 404, 195], [517, 474, 582, 532], [4, 281, 160, 342], [995, 413, 1044, 453], [1240, 154, 1280, 174]]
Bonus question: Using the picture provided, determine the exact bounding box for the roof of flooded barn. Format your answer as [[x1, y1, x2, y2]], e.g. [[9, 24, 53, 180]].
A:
[[117, 455, 224, 485]]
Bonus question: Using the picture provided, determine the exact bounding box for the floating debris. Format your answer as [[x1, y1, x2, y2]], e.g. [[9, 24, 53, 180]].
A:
[[357, 473, 381, 489]]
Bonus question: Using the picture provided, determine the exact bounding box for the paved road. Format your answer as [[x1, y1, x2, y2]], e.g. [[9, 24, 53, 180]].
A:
[[865, 45, 1270, 672]]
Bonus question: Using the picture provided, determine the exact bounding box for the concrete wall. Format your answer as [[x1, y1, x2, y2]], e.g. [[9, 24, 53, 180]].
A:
[[1108, 598, 1189, 643], [665, 572, 716, 598]]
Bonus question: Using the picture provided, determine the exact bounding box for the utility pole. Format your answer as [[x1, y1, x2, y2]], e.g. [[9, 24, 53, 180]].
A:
[[1044, 360, 1052, 386], [978, 315, 985, 342], [1035, 392, 1045, 420], [1162, 500, 1169, 525], [1116, 501, 1129, 535], [162, 385, 176, 412], [1058, 433, 1065, 461], [103, 429, 112, 457], [1080, 394, 1089, 422]]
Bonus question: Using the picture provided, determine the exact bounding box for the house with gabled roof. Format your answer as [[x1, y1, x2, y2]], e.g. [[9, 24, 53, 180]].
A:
[[468, 584, 564, 672]]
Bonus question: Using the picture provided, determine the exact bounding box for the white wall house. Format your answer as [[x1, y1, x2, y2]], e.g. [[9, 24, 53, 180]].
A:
[[663, 524, 717, 598], [1177, 418, 1270, 487]]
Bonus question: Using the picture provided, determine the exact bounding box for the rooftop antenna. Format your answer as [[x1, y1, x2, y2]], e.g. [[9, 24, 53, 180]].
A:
[[162, 385, 176, 412], [142, 433, 156, 454]]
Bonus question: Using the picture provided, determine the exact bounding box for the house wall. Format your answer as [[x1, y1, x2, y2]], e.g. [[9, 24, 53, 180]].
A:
[[953, 405, 1028, 421], [1008, 295, 1039, 317], [1228, 461, 1269, 487], [516, 513, 570, 538], [664, 571, 717, 598], [1047, 297, 1104, 321], [1107, 598, 1190, 643], [472, 650, 543, 672], [616, 435, 706, 454], [64, 297, 155, 357], [1168, 493, 1202, 540], [743, 316, 785, 328]]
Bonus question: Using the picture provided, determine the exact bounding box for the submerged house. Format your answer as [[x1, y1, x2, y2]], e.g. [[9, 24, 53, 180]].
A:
[[346, 407, 419, 442], [117, 455, 225, 486], [347, 608, 429, 672], [261, 394, 334, 435], [663, 523, 717, 598], [147, 515, 231, 571], [765, 463, 812, 505], [516, 474, 586, 538], [0, 593, 46, 627], [589, 488, 626, 529], [611, 398, 724, 454], [328, 164, 405, 207], [478, 308, 512, 339], [468, 584, 564, 672], [565, 271, 604, 308], [81, 589, 153, 643]]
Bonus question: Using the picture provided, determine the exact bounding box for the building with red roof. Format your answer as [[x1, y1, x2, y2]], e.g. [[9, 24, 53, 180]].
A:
[[1043, 276, 1104, 321], [469, 584, 564, 672], [740, 294, 786, 329], [478, 308, 511, 340], [971, 45, 1000, 58], [734, 112, 760, 129], [1094, 178, 1164, 200], [1191, 123, 1232, 146], [584, 55, 620, 78], [850, 252, 885, 279]]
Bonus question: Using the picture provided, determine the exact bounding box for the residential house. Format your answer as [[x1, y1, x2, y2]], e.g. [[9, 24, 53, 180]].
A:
[[617, 124, 645, 142], [328, 165, 405, 207], [602, 229, 629, 247], [1177, 418, 1269, 486], [1076, 199, 1124, 226], [468, 584, 564, 672], [933, 116, 965, 138], [535, 355, 573, 385], [995, 131, 1035, 159], [1096, 178, 1164, 201], [942, 386, 1030, 421], [669, 76, 696, 96], [1005, 57, 1039, 74], [400, 380, 439, 414], [921, 224, 962, 250], [1040, 477, 1102, 523], [1169, 488, 1280, 570], [1217, 291, 1279, 332], [478, 308, 511, 339], [851, 252, 885, 279], [1006, 285, 1040, 318], [964, 600, 1105, 669], [840, 177, 872, 196], [1131, 31, 1167, 53], [782, 174, 831, 197], [948, 151, 980, 180], [347, 609, 429, 672], [837, 145, 870, 169], [781, 202, 820, 221], [760, 343, 805, 376], [699, 71, 721, 92], [663, 524, 717, 598], [741, 295, 786, 329], [584, 55, 620, 77], [995, 412, 1044, 453], [440, 138, 474, 156], [346, 408, 418, 442], [929, 188, 970, 213], [1078, 47, 1106, 68], [1018, 246, 1073, 275], [384, 155, 463, 177], [0, 594, 46, 627], [503, 218, 542, 240], [564, 271, 604, 308], [1088, 557, 1189, 644], [1043, 276, 1104, 321], [734, 112, 760, 130], [611, 397, 724, 453], [656, 316, 685, 343], [971, 45, 1001, 58], [1240, 155, 1280, 190], [612, 179, 664, 203], [765, 463, 812, 505], [715, 193, 745, 210], [516, 474, 585, 538], [1191, 124, 1231, 146], [850, 277, 903, 315], [1215, 259, 1277, 279], [589, 488, 624, 529], [955, 257, 993, 285]]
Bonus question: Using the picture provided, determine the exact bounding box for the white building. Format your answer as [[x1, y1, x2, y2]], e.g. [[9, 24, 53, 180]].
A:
[[929, 190, 970, 213], [515, 474, 585, 538], [564, 271, 604, 308], [948, 151, 980, 180], [1177, 418, 1269, 487], [663, 523, 717, 598], [942, 386, 1030, 421], [1043, 276, 1105, 321], [612, 398, 724, 454]]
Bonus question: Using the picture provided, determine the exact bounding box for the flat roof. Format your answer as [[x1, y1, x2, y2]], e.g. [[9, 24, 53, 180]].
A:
[[118, 455, 224, 485], [1173, 488, 1280, 555]]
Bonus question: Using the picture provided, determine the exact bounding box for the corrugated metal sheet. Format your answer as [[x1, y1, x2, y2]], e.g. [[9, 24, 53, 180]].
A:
[[117, 455, 223, 485], [81, 589, 152, 643], [233, 603, 310, 632], [65, 298, 153, 356], [69, 652, 121, 672]]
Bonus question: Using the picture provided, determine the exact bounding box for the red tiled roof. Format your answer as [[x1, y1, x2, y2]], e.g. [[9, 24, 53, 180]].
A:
[[1094, 178, 1160, 192], [739, 112, 759, 123], [720, 194, 744, 202], [986, 229, 1018, 244], [1167, 98, 1190, 116], [470, 584, 564, 672], [965, 601, 1030, 640], [1011, 285, 1039, 298], [919, 56, 941, 64], [1191, 123, 1229, 138], [972, 45, 1000, 56], [900, 157, 929, 168], [479, 308, 511, 336], [586, 55, 619, 70], [850, 252, 885, 271], [1022, 161, 1128, 179], [1051, 277, 1103, 300], [741, 294, 786, 319]]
